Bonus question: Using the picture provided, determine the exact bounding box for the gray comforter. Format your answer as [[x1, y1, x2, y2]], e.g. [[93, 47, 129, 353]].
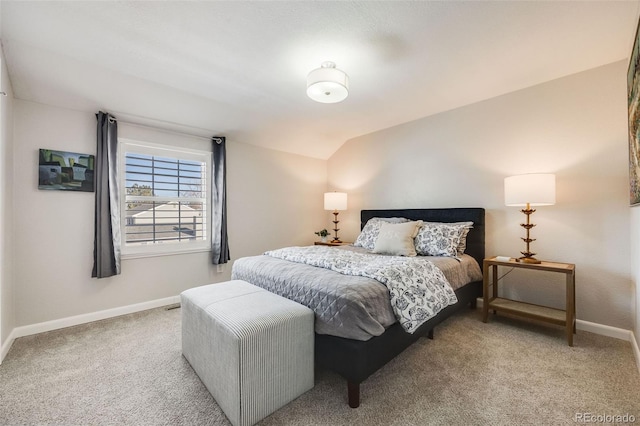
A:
[[231, 246, 482, 341]]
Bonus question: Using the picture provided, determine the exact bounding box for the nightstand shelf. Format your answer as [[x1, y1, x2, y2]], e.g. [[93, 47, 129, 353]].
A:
[[488, 297, 566, 325], [482, 256, 576, 346]]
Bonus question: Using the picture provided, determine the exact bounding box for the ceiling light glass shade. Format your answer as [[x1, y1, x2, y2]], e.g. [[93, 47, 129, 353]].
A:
[[504, 174, 556, 206], [307, 62, 349, 103]]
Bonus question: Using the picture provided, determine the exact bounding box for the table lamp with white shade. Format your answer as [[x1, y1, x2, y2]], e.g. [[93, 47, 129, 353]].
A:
[[504, 173, 556, 264], [324, 192, 347, 243]]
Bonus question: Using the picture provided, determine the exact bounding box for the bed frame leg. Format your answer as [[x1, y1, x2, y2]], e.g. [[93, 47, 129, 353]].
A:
[[470, 297, 478, 309], [347, 381, 360, 408], [428, 329, 434, 340]]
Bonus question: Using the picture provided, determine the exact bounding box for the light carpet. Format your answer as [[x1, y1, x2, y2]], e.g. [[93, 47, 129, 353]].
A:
[[0, 306, 638, 425]]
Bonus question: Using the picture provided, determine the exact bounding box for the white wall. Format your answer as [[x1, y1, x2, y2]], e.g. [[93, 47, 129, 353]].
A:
[[11, 100, 326, 327], [0, 42, 15, 357], [6, 59, 635, 339], [329, 61, 632, 329], [632, 208, 640, 344]]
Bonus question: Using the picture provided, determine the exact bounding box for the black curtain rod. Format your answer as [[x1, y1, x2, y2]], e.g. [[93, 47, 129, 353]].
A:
[[109, 116, 219, 143]]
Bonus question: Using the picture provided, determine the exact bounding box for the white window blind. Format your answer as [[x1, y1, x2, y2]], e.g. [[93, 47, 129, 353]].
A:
[[120, 140, 211, 256]]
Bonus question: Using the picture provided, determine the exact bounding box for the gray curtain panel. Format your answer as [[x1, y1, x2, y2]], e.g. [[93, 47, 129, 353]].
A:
[[92, 111, 121, 278], [212, 137, 230, 264]]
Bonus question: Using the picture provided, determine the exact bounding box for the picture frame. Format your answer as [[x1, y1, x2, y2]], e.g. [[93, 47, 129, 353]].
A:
[[627, 17, 640, 206], [38, 149, 95, 192]]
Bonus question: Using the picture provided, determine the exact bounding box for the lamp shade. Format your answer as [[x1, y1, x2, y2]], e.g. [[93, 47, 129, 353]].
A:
[[504, 174, 556, 206], [307, 62, 349, 104], [324, 192, 347, 211]]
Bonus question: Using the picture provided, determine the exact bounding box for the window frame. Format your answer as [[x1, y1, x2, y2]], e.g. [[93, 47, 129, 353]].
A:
[[118, 138, 212, 258]]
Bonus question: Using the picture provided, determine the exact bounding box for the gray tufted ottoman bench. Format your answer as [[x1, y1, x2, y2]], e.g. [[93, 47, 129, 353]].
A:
[[181, 280, 314, 426]]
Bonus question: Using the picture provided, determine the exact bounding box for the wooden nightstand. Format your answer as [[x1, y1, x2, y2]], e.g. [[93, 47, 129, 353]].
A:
[[314, 241, 352, 246], [482, 256, 576, 346]]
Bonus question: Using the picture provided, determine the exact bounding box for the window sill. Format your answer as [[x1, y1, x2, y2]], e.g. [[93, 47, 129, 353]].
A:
[[122, 246, 211, 260]]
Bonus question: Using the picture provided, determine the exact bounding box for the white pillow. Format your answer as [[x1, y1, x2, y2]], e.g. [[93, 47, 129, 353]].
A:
[[353, 217, 409, 250], [372, 221, 423, 256], [414, 221, 473, 257]]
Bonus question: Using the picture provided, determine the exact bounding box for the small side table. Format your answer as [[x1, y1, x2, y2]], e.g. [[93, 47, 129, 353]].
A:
[[314, 241, 352, 247], [482, 256, 576, 346]]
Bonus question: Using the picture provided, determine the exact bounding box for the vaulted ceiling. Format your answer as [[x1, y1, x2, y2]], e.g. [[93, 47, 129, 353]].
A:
[[2, 1, 638, 159]]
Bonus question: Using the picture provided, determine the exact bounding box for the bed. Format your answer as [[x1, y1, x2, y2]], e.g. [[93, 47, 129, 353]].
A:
[[232, 208, 485, 408]]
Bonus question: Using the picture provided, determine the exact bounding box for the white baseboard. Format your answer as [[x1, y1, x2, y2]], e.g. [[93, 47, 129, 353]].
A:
[[476, 297, 639, 374], [476, 298, 633, 342], [0, 328, 17, 365], [4, 296, 639, 376], [631, 332, 640, 376], [1, 295, 180, 364], [11, 295, 180, 342], [575, 319, 632, 341]]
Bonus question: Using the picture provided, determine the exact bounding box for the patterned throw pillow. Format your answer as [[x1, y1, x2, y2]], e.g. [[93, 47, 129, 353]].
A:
[[372, 221, 423, 257], [457, 227, 472, 257], [414, 222, 473, 257], [353, 217, 409, 250]]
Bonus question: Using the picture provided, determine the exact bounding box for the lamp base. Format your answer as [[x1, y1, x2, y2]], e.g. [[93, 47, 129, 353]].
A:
[[516, 204, 542, 264], [331, 210, 341, 243]]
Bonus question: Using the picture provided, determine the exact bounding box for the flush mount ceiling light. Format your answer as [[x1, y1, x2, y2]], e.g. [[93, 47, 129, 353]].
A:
[[306, 61, 349, 103]]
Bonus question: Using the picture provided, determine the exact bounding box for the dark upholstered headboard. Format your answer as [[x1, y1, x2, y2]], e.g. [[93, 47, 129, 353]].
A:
[[361, 208, 486, 269]]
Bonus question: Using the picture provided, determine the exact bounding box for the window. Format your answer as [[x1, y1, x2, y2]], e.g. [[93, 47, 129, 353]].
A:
[[119, 139, 211, 256]]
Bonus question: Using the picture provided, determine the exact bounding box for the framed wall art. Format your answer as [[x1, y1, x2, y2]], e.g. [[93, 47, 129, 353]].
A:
[[628, 17, 640, 206], [38, 149, 95, 192]]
